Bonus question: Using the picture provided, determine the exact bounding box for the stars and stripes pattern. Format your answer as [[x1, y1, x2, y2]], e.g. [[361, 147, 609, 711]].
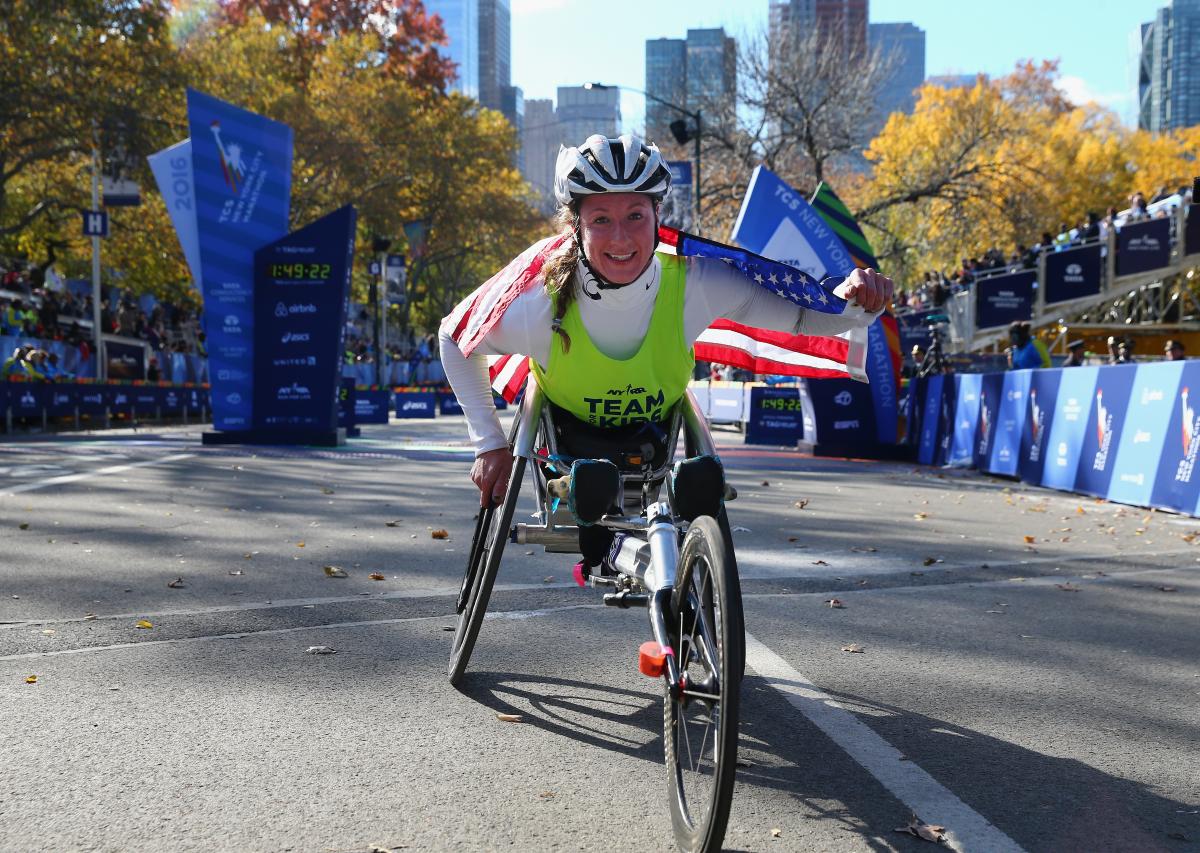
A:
[[445, 224, 864, 402]]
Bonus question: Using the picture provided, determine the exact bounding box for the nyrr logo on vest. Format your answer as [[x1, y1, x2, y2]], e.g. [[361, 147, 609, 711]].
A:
[[581, 388, 667, 427]]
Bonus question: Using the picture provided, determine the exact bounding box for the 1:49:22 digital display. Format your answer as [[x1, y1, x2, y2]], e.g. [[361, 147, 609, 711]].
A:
[[269, 262, 331, 281], [760, 397, 802, 411]]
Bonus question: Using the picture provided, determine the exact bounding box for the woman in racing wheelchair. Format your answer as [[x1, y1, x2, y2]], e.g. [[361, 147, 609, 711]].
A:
[[437, 133, 891, 853]]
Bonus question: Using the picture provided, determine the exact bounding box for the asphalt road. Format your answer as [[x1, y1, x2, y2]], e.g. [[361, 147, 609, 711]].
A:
[[1, 418, 1198, 853]]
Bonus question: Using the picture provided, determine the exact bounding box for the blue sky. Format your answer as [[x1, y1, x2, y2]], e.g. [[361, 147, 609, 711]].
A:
[[510, 0, 1165, 130]]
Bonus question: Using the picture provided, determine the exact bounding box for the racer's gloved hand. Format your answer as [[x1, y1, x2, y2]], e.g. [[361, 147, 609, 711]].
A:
[[472, 447, 514, 507], [833, 268, 893, 313]]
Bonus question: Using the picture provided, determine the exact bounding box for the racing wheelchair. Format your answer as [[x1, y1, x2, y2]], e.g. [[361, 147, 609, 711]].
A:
[[448, 374, 744, 853]]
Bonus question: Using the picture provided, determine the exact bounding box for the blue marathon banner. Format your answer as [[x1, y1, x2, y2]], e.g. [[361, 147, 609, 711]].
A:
[[972, 373, 1005, 469], [1116, 218, 1171, 276], [147, 139, 202, 289], [1018, 368, 1063, 484], [731, 166, 898, 443], [1150, 361, 1200, 513], [974, 270, 1035, 330], [1038, 366, 1098, 492], [948, 373, 981, 467], [355, 388, 391, 423], [187, 89, 293, 431], [1186, 209, 1200, 257], [439, 393, 464, 416], [917, 374, 945, 465], [253, 205, 357, 433], [745, 385, 803, 445], [1073, 364, 1137, 498], [394, 390, 434, 419], [985, 370, 1031, 477], [1043, 243, 1102, 305], [799, 378, 875, 446], [1106, 362, 1181, 506]]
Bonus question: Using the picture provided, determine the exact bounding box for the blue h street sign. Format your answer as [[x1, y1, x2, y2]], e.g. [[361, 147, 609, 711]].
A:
[[82, 210, 109, 238], [368, 260, 382, 276]]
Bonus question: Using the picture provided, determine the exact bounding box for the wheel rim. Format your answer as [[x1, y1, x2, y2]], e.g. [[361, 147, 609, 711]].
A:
[[671, 550, 725, 832]]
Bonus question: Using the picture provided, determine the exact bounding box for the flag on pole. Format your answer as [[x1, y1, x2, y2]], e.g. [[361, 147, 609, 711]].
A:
[[443, 224, 870, 402]]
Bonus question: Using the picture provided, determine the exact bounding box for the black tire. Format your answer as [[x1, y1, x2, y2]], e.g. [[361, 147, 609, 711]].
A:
[[715, 507, 745, 684], [665, 515, 743, 853], [447, 454, 526, 687]]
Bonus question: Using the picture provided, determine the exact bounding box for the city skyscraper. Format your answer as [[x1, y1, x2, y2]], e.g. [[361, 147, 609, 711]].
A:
[[478, 0, 510, 115], [769, 0, 868, 57], [521, 98, 558, 211], [518, 87, 621, 212], [868, 22, 925, 123], [1132, 0, 1200, 131], [644, 28, 735, 143], [427, 0, 478, 99]]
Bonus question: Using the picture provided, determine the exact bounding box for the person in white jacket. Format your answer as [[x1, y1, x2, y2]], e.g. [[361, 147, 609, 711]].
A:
[[440, 133, 892, 506]]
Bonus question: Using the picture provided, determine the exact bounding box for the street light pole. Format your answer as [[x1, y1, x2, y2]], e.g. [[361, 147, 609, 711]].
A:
[[584, 82, 702, 233]]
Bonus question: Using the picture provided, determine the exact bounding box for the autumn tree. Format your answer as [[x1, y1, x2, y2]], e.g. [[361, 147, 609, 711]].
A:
[[216, 0, 453, 91]]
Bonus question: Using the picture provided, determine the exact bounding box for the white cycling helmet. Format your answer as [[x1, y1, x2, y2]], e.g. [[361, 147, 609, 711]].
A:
[[553, 133, 672, 207]]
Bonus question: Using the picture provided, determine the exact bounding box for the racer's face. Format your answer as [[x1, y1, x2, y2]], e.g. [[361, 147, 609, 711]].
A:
[[578, 193, 657, 284]]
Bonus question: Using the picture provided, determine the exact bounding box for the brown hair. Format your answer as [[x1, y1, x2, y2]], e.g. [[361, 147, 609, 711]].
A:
[[541, 205, 580, 353]]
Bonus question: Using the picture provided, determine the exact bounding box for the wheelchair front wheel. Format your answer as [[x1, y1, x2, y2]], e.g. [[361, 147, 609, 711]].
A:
[[447, 454, 527, 687], [665, 515, 743, 853]]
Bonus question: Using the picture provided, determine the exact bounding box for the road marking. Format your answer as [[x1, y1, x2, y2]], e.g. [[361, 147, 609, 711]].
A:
[[0, 603, 602, 661], [745, 632, 1025, 853], [1, 453, 196, 496]]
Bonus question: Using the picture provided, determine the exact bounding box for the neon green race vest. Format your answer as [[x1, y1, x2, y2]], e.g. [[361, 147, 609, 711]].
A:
[[531, 253, 694, 428]]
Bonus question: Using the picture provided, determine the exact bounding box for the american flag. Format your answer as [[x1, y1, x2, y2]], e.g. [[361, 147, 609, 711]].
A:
[[442, 224, 868, 402]]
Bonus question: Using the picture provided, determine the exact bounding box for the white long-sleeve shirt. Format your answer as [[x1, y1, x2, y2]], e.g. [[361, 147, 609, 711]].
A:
[[439, 254, 875, 455]]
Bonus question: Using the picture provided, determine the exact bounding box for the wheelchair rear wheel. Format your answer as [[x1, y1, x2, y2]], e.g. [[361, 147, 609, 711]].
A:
[[447, 454, 527, 687]]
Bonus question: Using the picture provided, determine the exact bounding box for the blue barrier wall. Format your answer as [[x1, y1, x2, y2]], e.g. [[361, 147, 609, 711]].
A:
[[920, 363, 1200, 516]]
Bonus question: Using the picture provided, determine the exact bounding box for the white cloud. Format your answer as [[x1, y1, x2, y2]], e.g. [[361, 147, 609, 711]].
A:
[[1055, 75, 1131, 110]]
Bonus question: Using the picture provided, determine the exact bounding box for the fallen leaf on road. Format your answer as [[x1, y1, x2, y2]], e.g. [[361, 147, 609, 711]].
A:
[[986, 610, 1005, 614], [895, 815, 946, 843], [788, 537, 799, 543], [913, 512, 928, 520], [431, 529, 449, 540], [539, 791, 555, 799], [1157, 585, 1178, 592], [1076, 506, 1086, 515], [771, 828, 782, 838], [306, 646, 336, 655], [24, 675, 37, 684], [842, 644, 865, 653], [229, 569, 244, 576], [369, 573, 385, 581], [760, 480, 770, 486], [83, 613, 96, 620], [136, 620, 153, 629], [794, 499, 809, 510], [1055, 583, 1081, 592], [324, 566, 348, 578], [1182, 533, 1197, 543], [910, 571, 924, 577], [812, 559, 829, 566], [825, 599, 845, 608], [167, 578, 185, 589], [543, 576, 555, 583], [496, 713, 524, 723], [18, 522, 29, 530], [1023, 535, 1036, 544], [297, 541, 306, 548], [385, 521, 400, 527], [321, 488, 335, 495], [923, 557, 938, 566]]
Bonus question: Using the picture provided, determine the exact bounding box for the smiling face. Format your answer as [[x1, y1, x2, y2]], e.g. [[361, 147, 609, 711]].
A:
[[577, 193, 657, 285]]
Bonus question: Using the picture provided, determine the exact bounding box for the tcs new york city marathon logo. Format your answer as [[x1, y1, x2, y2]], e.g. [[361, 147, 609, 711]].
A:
[[211, 120, 246, 193]]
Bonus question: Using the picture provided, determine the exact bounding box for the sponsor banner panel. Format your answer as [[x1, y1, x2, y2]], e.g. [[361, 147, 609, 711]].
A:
[[1115, 218, 1171, 276], [972, 373, 1005, 469], [948, 373, 981, 467], [798, 378, 875, 446], [1039, 366, 1099, 492], [1149, 362, 1200, 513], [1018, 368, 1063, 485], [438, 393, 464, 416], [984, 370, 1031, 477], [1106, 362, 1182, 507], [1043, 243, 1102, 305], [1073, 363, 1138, 498], [916, 374, 944, 465], [394, 390, 435, 419], [746, 385, 803, 446], [354, 389, 391, 423], [253, 205, 356, 433], [187, 89, 293, 431], [975, 270, 1035, 329]]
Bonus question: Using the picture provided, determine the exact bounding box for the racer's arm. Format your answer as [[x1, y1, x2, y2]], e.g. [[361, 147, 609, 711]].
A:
[[682, 256, 888, 341]]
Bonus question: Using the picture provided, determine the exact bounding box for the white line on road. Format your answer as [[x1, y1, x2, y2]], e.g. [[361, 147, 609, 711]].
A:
[[745, 631, 1025, 853], [1, 453, 196, 496]]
